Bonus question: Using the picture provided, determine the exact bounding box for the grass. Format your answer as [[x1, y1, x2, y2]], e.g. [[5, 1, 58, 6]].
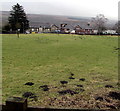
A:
[[2, 34, 118, 108]]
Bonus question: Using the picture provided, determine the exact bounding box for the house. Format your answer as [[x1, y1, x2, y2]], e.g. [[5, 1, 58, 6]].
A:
[[29, 26, 39, 33], [64, 24, 74, 34], [74, 24, 95, 35], [82, 23, 94, 34], [74, 25, 84, 34], [43, 27, 51, 33], [84, 28, 94, 34], [42, 24, 51, 33], [50, 24, 59, 33], [35, 23, 51, 33], [38, 26, 43, 33], [60, 23, 67, 33]]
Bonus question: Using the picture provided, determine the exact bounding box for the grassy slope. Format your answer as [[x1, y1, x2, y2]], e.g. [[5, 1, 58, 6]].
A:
[[2, 34, 118, 107]]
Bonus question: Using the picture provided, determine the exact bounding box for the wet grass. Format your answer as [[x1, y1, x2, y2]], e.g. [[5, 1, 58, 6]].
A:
[[2, 34, 118, 109]]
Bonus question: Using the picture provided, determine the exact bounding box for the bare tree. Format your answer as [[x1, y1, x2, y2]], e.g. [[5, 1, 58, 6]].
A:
[[91, 14, 108, 35], [113, 21, 120, 34]]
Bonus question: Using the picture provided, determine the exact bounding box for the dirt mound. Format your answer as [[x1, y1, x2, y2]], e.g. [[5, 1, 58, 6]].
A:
[[70, 72, 74, 76], [105, 85, 114, 88], [39, 85, 49, 91], [25, 82, 34, 86], [22, 92, 37, 99], [76, 85, 83, 87], [39, 85, 48, 88], [95, 96, 104, 101], [69, 77, 75, 79], [108, 91, 120, 100], [79, 78, 85, 81], [58, 89, 78, 95], [60, 81, 68, 85]]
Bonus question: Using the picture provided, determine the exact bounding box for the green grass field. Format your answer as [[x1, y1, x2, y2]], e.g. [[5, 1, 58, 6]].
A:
[[2, 34, 119, 109]]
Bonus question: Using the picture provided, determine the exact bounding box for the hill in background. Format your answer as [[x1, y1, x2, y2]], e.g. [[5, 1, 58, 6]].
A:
[[1, 11, 117, 29]]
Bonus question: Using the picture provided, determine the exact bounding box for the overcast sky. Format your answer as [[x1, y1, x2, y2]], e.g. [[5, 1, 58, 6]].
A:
[[0, 0, 119, 20]]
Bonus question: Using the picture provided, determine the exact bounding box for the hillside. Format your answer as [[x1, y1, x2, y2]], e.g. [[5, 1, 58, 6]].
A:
[[1, 11, 116, 29]]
